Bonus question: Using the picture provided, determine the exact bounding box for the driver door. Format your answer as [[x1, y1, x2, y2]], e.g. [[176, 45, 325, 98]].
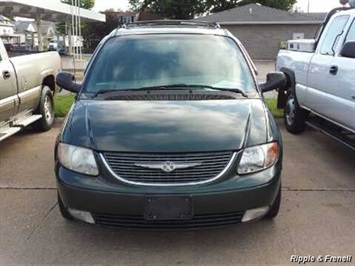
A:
[[0, 57, 18, 124]]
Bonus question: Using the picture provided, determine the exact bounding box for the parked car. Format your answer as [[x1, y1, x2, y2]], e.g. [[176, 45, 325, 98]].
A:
[[48, 40, 59, 51], [55, 21, 286, 230], [4, 42, 13, 52], [0, 38, 61, 142], [276, 6, 355, 150]]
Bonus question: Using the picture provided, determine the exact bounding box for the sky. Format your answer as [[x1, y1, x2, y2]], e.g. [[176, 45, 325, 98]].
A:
[[93, 0, 345, 13]]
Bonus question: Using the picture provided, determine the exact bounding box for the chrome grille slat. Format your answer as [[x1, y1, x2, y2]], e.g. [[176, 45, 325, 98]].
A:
[[106, 159, 229, 163], [109, 169, 221, 173], [105, 158, 229, 162], [116, 173, 221, 178], [104, 152, 231, 158], [102, 151, 234, 185], [109, 162, 226, 167], [109, 170, 221, 175]]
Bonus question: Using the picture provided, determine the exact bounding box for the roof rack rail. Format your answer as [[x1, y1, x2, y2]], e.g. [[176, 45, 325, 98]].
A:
[[122, 20, 221, 29]]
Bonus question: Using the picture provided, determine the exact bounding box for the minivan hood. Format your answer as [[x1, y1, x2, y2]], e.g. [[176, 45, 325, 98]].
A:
[[62, 100, 269, 153]]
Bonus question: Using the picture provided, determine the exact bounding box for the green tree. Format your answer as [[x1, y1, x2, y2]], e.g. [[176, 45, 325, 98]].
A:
[[129, 0, 206, 19], [57, 0, 95, 36], [61, 0, 95, 10], [129, 0, 297, 19], [81, 10, 119, 52]]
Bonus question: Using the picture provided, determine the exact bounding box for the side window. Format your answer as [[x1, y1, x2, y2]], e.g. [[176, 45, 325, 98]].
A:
[[345, 19, 355, 43], [320, 15, 349, 55]]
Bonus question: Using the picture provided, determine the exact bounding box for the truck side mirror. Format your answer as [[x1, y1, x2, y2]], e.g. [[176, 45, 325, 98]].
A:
[[340, 41, 355, 59], [260, 72, 286, 93], [56, 72, 81, 93]]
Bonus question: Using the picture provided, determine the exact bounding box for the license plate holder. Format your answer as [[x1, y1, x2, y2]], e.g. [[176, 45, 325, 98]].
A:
[[144, 196, 193, 220]]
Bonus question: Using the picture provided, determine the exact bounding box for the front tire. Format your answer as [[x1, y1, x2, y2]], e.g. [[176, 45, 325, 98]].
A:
[[33, 86, 55, 132], [284, 93, 307, 134]]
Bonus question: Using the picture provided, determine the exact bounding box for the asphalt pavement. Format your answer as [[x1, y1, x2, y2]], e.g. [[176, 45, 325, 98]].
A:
[[0, 119, 354, 265]]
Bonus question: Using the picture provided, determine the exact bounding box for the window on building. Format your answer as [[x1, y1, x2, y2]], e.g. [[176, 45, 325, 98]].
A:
[[292, 33, 305, 39]]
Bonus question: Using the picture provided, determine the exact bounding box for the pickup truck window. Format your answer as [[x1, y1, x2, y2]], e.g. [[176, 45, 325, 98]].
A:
[[345, 19, 355, 43], [84, 34, 256, 93], [320, 15, 349, 56]]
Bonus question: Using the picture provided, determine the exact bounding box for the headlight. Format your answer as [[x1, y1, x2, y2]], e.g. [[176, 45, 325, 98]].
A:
[[237, 142, 279, 175], [57, 143, 99, 176]]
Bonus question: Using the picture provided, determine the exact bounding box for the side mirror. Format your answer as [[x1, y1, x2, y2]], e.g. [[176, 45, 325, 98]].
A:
[[340, 41, 355, 59], [56, 72, 81, 93], [260, 72, 286, 93]]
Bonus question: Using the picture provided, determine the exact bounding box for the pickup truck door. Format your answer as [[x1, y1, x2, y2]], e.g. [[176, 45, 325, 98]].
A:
[[306, 15, 350, 121], [0, 57, 18, 124], [327, 19, 355, 132]]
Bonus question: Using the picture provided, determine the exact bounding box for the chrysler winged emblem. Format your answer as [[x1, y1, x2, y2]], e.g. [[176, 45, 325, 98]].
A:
[[161, 161, 176, 173], [135, 161, 202, 173]]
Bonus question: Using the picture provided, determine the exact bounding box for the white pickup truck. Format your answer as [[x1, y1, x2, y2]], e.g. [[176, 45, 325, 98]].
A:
[[0, 39, 61, 142], [276, 7, 355, 150]]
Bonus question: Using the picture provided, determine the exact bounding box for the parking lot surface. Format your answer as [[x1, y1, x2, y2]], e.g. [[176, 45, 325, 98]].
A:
[[0, 120, 354, 265]]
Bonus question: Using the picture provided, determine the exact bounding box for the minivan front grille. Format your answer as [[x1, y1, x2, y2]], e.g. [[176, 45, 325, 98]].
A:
[[102, 151, 235, 185]]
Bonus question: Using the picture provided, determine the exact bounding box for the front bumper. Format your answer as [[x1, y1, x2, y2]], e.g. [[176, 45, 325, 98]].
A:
[[56, 161, 281, 229]]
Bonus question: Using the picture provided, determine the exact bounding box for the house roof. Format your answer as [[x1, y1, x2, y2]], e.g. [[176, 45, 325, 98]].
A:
[[35, 21, 56, 35], [102, 11, 138, 17], [303, 12, 327, 21], [0, 14, 11, 21], [198, 4, 325, 25], [14, 20, 56, 35], [14, 21, 33, 33]]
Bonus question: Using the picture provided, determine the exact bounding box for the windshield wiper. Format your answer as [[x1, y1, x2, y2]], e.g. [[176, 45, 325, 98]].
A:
[[92, 85, 187, 98], [194, 85, 248, 98], [92, 84, 248, 98]]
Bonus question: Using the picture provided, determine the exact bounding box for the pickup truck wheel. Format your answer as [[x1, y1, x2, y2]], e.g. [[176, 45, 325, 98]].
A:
[[284, 94, 307, 134], [264, 186, 281, 219], [33, 86, 55, 132], [58, 193, 73, 221]]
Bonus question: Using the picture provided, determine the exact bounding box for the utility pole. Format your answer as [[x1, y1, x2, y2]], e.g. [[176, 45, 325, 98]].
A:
[[307, 0, 310, 13]]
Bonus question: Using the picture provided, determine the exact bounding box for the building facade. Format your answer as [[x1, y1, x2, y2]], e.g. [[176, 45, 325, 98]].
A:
[[0, 15, 15, 44], [198, 4, 326, 60]]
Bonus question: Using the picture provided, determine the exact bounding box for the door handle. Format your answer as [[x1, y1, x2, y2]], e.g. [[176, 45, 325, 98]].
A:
[[2, 71, 11, 79], [329, 66, 338, 75]]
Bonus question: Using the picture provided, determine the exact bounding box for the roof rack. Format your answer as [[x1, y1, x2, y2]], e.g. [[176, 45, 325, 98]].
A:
[[122, 20, 221, 29]]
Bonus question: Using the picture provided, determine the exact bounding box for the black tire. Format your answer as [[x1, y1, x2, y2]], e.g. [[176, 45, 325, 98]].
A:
[[284, 93, 308, 134], [33, 86, 55, 132], [264, 186, 281, 219], [58, 192, 73, 221]]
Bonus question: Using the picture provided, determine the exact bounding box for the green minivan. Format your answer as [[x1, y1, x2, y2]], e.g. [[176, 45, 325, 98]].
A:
[[55, 21, 285, 229]]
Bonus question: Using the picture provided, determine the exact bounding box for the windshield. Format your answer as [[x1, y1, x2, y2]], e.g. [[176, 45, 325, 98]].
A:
[[84, 34, 256, 93]]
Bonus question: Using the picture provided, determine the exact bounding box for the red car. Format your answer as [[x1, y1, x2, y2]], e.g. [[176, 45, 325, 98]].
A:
[[4, 43, 14, 51]]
